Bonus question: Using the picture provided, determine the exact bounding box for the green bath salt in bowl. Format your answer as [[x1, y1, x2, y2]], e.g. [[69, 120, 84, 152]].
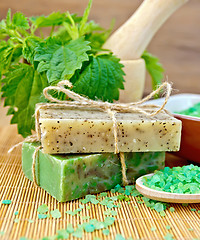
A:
[[176, 102, 200, 118], [136, 164, 200, 203], [143, 164, 200, 194]]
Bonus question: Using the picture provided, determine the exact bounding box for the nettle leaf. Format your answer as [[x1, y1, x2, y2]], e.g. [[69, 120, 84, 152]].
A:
[[11, 45, 23, 64], [23, 36, 42, 64], [35, 37, 91, 83], [85, 19, 114, 53], [86, 30, 111, 53], [63, 12, 79, 40], [52, 26, 71, 41], [71, 54, 125, 102], [142, 51, 164, 90], [81, 20, 104, 36], [30, 12, 67, 28], [6, 9, 12, 28], [12, 12, 30, 29], [79, 0, 92, 36], [0, 43, 15, 75], [0, 20, 8, 39], [2, 64, 48, 137]]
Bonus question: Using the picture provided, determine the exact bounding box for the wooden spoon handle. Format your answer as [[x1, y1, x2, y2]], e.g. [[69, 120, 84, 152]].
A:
[[104, 0, 188, 59]]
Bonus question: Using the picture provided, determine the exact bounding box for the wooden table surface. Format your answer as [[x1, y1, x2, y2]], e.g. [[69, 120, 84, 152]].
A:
[[0, 1, 199, 239]]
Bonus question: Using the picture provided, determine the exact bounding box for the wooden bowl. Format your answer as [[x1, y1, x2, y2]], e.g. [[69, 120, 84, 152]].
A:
[[146, 94, 200, 164], [173, 113, 200, 163]]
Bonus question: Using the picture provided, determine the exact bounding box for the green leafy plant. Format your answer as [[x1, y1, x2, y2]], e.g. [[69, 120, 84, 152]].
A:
[[142, 51, 164, 91], [0, 0, 164, 137]]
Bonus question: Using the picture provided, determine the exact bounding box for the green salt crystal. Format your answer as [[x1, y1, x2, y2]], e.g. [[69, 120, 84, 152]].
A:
[[72, 228, 83, 238], [160, 211, 166, 217], [188, 228, 194, 231], [143, 164, 200, 194], [37, 204, 48, 214], [111, 189, 116, 193], [38, 214, 48, 219], [83, 223, 95, 233], [154, 203, 164, 212], [117, 195, 125, 201], [66, 223, 74, 233], [102, 229, 110, 235], [191, 208, 196, 212], [151, 227, 156, 231], [22, 142, 165, 202], [164, 233, 174, 240], [2, 200, 11, 204], [51, 209, 61, 218], [57, 229, 69, 239], [104, 217, 115, 227], [169, 207, 175, 212], [115, 234, 125, 240], [99, 192, 107, 197]]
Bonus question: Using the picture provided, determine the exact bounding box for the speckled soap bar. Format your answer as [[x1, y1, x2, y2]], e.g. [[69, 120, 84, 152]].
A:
[[37, 104, 181, 154], [22, 142, 165, 202]]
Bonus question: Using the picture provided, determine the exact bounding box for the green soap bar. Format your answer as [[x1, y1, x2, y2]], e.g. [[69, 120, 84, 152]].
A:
[[22, 142, 165, 202]]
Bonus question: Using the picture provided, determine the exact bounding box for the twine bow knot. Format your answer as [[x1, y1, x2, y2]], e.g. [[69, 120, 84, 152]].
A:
[[36, 80, 172, 186], [9, 80, 172, 187]]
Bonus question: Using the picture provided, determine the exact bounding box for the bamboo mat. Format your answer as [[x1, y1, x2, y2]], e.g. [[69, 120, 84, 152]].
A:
[[1, 125, 200, 240]]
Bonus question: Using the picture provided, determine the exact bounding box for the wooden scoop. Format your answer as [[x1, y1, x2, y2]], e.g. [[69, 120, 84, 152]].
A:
[[136, 174, 200, 203], [104, 0, 188, 60]]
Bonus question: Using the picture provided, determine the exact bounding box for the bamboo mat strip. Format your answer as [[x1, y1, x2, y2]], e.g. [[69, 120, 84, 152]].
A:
[[1, 126, 200, 240]]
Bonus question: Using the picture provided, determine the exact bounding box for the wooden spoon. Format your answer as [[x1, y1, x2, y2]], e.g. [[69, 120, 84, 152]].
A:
[[136, 173, 200, 203]]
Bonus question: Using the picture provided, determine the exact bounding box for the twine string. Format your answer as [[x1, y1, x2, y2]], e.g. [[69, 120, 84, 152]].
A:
[[42, 80, 171, 116], [10, 80, 172, 187], [40, 80, 171, 186], [106, 109, 129, 185], [120, 152, 129, 185], [106, 109, 119, 154], [8, 134, 38, 154], [32, 146, 42, 186]]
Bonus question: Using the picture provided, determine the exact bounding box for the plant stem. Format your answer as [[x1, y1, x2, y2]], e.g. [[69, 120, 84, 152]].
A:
[[50, 26, 55, 37], [40, 28, 44, 39]]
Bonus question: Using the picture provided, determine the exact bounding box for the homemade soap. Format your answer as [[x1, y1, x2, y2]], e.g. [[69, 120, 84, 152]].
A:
[[22, 142, 165, 202], [37, 105, 181, 154]]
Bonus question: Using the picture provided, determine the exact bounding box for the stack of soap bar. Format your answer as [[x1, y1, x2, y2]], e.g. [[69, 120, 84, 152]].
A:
[[37, 105, 182, 154], [22, 142, 165, 202]]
